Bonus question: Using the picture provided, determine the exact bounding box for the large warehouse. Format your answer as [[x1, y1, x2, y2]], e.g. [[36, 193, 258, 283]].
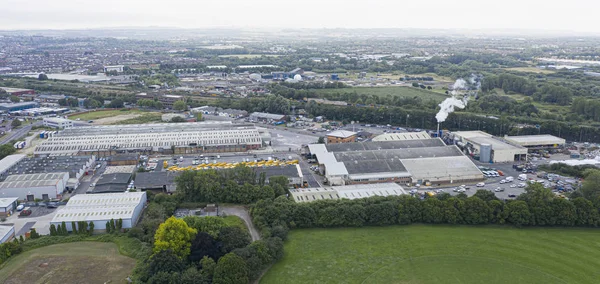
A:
[[308, 138, 483, 186], [504, 135, 566, 150], [0, 172, 69, 200], [50, 192, 147, 232], [453, 131, 528, 163], [372, 131, 431, 141], [290, 183, 407, 203], [35, 121, 264, 156]]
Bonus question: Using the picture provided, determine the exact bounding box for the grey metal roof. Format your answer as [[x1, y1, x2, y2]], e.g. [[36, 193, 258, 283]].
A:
[[0, 179, 60, 189], [4, 172, 68, 182], [325, 138, 445, 152], [0, 154, 26, 174], [333, 146, 462, 162], [96, 173, 131, 186], [135, 171, 181, 189]]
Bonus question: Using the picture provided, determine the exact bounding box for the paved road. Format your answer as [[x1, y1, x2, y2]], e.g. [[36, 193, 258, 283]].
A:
[[0, 121, 41, 145], [220, 205, 260, 242]]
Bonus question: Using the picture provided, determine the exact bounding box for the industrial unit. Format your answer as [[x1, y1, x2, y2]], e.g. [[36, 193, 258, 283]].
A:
[[453, 131, 528, 163], [504, 135, 566, 150], [290, 183, 407, 203], [42, 117, 73, 129], [308, 139, 483, 186], [0, 102, 39, 112], [34, 121, 263, 156], [1, 155, 95, 190], [326, 130, 357, 144], [50, 192, 147, 232], [135, 171, 182, 193], [0, 225, 15, 244], [0, 197, 18, 217], [0, 154, 27, 180], [249, 112, 286, 122], [0, 172, 69, 200], [372, 131, 431, 141]]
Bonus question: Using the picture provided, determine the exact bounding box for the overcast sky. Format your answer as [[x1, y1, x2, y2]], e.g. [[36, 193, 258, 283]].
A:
[[2, 0, 599, 33]]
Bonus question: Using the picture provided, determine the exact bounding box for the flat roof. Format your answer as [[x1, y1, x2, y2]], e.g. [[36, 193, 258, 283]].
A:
[[290, 183, 407, 203], [0, 102, 38, 108], [0, 197, 18, 208], [469, 136, 525, 151], [65, 192, 145, 206], [401, 156, 484, 181], [0, 154, 26, 174], [453, 131, 492, 140], [325, 138, 445, 152], [504, 135, 566, 146], [135, 171, 181, 189]]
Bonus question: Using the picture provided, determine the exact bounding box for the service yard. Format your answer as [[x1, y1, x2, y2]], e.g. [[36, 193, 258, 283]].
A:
[[0, 242, 135, 284], [262, 225, 600, 284]]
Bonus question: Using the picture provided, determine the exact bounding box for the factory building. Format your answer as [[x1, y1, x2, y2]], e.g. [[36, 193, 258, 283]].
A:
[[372, 131, 431, 141], [453, 131, 528, 163], [326, 130, 357, 144], [34, 121, 263, 156], [0, 225, 15, 244], [43, 117, 73, 129], [0, 102, 39, 112], [103, 65, 125, 73], [0, 172, 69, 201], [0, 197, 18, 217], [135, 93, 183, 108], [2, 155, 95, 191], [0, 154, 27, 180], [0, 87, 35, 97], [135, 171, 181, 193], [504, 135, 566, 150], [290, 183, 407, 203], [308, 138, 483, 186], [50, 192, 147, 232], [249, 112, 286, 122]]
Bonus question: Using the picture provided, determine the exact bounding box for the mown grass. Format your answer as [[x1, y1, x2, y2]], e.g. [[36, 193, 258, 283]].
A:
[[0, 241, 138, 284], [222, 215, 247, 232], [261, 225, 600, 284], [114, 112, 163, 125], [69, 109, 141, 120], [312, 86, 449, 102]]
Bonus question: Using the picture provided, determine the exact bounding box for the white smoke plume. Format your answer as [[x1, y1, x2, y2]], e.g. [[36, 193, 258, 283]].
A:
[[436, 78, 471, 123]]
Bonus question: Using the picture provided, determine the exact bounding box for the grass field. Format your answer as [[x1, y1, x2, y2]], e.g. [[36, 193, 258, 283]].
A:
[[261, 225, 600, 284], [312, 86, 449, 102], [506, 67, 556, 74], [222, 215, 247, 231], [218, 54, 280, 58], [69, 109, 142, 121], [114, 112, 163, 125], [0, 242, 135, 284]]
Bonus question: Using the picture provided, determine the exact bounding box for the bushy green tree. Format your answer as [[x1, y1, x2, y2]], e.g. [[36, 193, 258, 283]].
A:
[[154, 216, 197, 259], [213, 253, 248, 284]]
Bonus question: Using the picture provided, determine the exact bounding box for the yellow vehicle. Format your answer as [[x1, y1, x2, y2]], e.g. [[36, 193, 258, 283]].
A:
[[425, 191, 436, 197]]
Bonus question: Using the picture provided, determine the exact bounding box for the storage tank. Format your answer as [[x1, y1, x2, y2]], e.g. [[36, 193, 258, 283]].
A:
[[480, 143, 492, 163]]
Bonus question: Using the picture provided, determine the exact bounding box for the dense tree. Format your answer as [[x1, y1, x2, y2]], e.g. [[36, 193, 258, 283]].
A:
[[0, 144, 17, 160], [11, 119, 21, 128], [154, 216, 198, 259], [183, 216, 226, 238], [397, 195, 422, 224], [506, 201, 531, 227], [213, 253, 249, 284], [148, 249, 186, 275], [463, 197, 491, 225], [173, 100, 187, 111], [219, 226, 251, 254], [171, 116, 186, 123], [180, 267, 207, 284], [189, 232, 223, 262], [108, 98, 124, 108], [9, 95, 20, 103], [421, 198, 444, 223], [473, 190, 498, 202], [199, 256, 217, 281], [581, 170, 600, 200], [488, 200, 506, 224], [38, 73, 48, 80]]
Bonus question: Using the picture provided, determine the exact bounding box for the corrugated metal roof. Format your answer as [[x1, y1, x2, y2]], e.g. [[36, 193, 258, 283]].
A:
[[0, 154, 26, 174], [4, 172, 68, 182]]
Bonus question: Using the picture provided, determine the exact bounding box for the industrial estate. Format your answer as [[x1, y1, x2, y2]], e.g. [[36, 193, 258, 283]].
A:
[[0, 23, 600, 284]]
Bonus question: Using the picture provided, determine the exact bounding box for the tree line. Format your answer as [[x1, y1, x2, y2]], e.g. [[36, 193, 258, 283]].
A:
[[252, 183, 600, 234], [175, 166, 289, 204], [481, 73, 572, 105]]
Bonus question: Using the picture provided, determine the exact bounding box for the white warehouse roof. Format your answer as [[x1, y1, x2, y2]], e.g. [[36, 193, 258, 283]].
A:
[[327, 130, 357, 139], [290, 183, 407, 203], [51, 192, 146, 223], [372, 131, 430, 141], [0, 154, 26, 174], [504, 135, 566, 147]]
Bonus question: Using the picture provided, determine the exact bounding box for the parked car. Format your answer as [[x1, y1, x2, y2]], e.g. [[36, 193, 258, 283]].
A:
[[508, 194, 517, 198], [16, 204, 24, 211], [476, 182, 485, 187], [47, 202, 58, 208]]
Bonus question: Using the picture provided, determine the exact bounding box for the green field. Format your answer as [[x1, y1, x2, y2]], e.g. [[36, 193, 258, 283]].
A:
[[218, 54, 280, 58], [0, 242, 135, 284], [114, 112, 163, 124], [312, 86, 449, 102], [261, 225, 600, 284], [68, 109, 142, 120]]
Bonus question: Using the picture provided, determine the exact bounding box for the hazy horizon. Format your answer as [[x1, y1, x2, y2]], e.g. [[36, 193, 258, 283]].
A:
[[1, 0, 599, 35]]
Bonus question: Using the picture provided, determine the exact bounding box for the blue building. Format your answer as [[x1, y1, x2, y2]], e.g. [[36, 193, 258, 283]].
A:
[[0, 102, 39, 112]]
